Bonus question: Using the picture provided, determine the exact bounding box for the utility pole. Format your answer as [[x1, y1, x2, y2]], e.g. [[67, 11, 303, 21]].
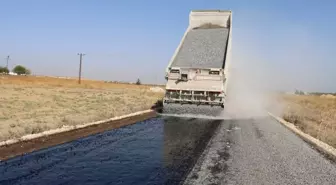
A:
[[6, 55, 10, 69], [77, 53, 85, 84]]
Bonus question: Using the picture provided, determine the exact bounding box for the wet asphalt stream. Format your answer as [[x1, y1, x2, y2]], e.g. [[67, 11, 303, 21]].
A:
[[0, 115, 336, 185], [0, 116, 220, 185]]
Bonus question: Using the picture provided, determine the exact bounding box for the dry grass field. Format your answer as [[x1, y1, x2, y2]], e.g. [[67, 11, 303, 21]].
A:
[[0, 75, 164, 142], [281, 94, 336, 148]]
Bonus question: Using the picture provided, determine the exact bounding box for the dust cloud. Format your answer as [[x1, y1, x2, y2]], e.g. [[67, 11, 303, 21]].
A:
[[224, 43, 324, 119], [217, 6, 336, 119], [223, 33, 299, 119], [223, 53, 285, 119]]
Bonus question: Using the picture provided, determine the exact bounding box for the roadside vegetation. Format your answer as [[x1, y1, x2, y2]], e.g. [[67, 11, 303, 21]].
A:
[[0, 65, 31, 75], [12, 65, 31, 75], [0, 75, 164, 142], [0, 66, 9, 74], [281, 94, 336, 148]]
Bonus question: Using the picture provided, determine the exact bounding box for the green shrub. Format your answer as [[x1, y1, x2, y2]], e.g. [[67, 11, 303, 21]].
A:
[[12, 65, 31, 75], [0, 66, 9, 74]]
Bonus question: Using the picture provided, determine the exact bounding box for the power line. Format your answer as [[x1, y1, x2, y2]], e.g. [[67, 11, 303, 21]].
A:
[[6, 55, 10, 69], [77, 53, 85, 84]]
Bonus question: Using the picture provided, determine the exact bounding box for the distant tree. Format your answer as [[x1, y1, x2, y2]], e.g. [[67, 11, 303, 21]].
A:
[[0, 66, 9, 74], [136, 78, 141, 85], [12, 65, 31, 75], [295, 89, 305, 95]]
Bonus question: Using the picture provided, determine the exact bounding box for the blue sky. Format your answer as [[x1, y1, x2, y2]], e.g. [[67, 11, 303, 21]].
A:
[[1, 0, 335, 92]]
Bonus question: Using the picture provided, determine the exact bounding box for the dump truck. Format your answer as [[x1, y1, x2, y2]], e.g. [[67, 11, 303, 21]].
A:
[[163, 10, 232, 109]]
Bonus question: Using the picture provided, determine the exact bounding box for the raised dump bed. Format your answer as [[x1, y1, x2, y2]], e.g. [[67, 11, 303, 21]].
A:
[[171, 26, 229, 69], [163, 10, 232, 108]]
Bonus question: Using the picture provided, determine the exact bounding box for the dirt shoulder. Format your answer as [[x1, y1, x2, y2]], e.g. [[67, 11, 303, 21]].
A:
[[281, 94, 336, 148], [0, 76, 163, 141], [0, 75, 164, 142]]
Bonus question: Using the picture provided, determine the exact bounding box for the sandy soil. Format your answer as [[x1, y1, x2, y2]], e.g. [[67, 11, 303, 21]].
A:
[[0, 75, 164, 142], [282, 94, 336, 148]]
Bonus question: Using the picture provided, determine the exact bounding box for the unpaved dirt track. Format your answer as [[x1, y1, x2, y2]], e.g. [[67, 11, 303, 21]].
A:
[[0, 117, 220, 185], [185, 117, 336, 185]]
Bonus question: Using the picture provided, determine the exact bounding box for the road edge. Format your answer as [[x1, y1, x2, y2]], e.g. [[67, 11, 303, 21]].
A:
[[0, 109, 157, 161], [268, 112, 336, 162], [0, 109, 152, 147]]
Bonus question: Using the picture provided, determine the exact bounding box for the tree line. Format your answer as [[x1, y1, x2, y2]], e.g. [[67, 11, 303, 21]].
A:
[[0, 65, 31, 75], [294, 89, 336, 96], [0, 64, 144, 85]]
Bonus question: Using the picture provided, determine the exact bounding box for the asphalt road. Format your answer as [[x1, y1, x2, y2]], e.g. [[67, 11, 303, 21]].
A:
[[0, 113, 335, 185], [184, 117, 336, 185], [0, 116, 220, 185]]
